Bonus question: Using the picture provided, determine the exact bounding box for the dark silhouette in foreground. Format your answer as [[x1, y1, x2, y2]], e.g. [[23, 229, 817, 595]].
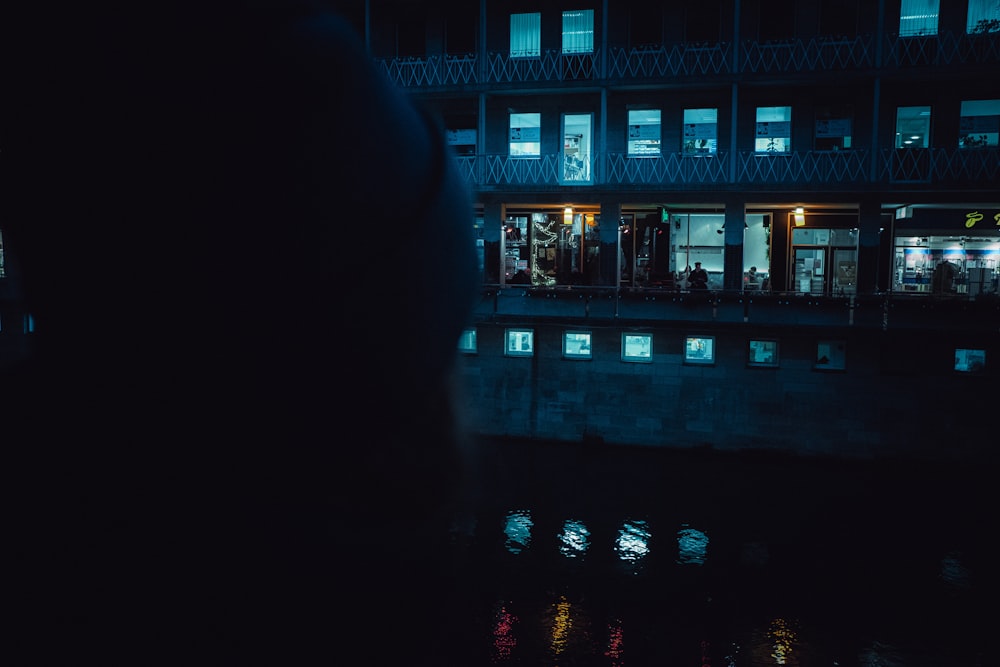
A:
[[8, 2, 480, 662]]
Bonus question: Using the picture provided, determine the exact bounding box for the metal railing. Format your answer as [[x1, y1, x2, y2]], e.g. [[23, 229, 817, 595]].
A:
[[374, 32, 998, 88], [455, 148, 999, 189]]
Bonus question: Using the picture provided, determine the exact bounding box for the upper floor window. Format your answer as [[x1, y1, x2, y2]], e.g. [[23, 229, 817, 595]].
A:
[[758, 0, 795, 42], [967, 0, 1000, 33], [628, 109, 661, 157], [896, 106, 931, 148], [511, 13, 541, 58], [510, 113, 541, 157], [899, 0, 939, 36], [959, 99, 1000, 148], [815, 106, 853, 151], [683, 108, 718, 154], [755, 106, 791, 153], [562, 10, 594, 54], [819, 0, 858, 38], [686, 0, 722, 43], [629, 5, 662, 48]]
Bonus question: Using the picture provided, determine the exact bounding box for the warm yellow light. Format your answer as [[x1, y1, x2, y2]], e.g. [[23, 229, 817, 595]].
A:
[[793, 207, 804, 214], [563, 207, 574, 224]]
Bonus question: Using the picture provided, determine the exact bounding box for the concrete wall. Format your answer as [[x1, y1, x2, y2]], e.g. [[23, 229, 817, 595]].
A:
[[455, 320, 999, 464]]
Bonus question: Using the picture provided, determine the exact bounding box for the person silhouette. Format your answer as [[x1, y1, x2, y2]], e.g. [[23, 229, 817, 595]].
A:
[[688, 261, 709, 289], [7, 2, 481, 663]]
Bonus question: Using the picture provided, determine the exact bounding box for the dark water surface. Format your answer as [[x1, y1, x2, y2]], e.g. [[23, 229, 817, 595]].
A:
[[436, 436, 995, 666]]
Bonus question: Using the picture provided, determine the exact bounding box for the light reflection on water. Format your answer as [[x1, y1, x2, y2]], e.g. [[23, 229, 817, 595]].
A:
[[441, 440, 992, 666], [558, 519, 591, 559], [466, 500, 989, 666]]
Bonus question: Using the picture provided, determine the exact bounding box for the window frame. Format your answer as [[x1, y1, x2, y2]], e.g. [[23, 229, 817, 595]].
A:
[[509, 112, 541, 158], [684, 335, 716, 366], [755, 106, 792, 154], [562, 330, 593, 360], [683, 108, 718, 156], [505, 328, 535, 357], [510, 12, 541, 58], [628, 109, 662, 157], [621, 333, 653, 363]]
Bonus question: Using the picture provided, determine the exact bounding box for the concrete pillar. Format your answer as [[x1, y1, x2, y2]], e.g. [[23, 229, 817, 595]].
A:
[[598, 201, 622, 286], [858, 198, 883, 294], [483, 201, 503, 285], [723, 200, 746, 291]]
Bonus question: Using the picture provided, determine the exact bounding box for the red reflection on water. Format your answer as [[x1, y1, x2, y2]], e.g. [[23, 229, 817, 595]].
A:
[[605, 618, 624, 666], [491, 603, 518, 662]]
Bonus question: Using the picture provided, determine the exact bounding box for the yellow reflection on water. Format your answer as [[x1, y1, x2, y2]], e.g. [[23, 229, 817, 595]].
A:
[[550, 596, 572, 655], [769, 618, 797, 665]]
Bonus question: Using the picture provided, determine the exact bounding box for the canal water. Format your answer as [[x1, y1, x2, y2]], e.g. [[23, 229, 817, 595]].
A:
[[434, 436, 995, 666]]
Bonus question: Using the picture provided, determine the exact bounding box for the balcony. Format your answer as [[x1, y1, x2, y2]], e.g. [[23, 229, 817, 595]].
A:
[[455, 147, 999, 191], [374, 32, 998, 90]]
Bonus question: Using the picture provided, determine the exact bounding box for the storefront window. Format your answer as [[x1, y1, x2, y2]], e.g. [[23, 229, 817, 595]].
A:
[[744, 214, 771, 291], [755, 106, 791, 153], [504, 208, 600, 287], [892, 206, 1000, 296], [790, 222, 859, 296], [893, 234, 1000, 296]]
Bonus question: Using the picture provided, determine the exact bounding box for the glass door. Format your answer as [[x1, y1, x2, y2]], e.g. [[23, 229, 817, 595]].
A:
[[561, 113, 592, 183]]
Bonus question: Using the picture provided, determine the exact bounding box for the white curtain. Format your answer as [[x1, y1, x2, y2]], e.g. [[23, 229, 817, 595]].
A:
[[899, 0, 939, 36], [562, 10, 594, 54], [967, 0, 1000, 33], [510, 13, 540, 57]]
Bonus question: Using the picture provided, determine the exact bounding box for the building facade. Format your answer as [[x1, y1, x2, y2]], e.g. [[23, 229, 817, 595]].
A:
[[3, 0, 998, 458], [369, 0, 1000, 459]]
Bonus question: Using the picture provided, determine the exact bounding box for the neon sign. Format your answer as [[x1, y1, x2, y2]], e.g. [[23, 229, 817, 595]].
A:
[[964, 211, 1000, 228]]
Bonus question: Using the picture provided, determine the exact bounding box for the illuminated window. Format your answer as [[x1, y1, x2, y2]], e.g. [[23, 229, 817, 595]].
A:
[[509, 112, 540, 158], [683, 108, 717, 155], [967, 0, 1000, 33], [815, 339, 846, 371], [562, 331, 593, 359], [899, 0, 939, 36], [755, 106, 791, 153], [748, 339, 779, 367], [510, 12, 540, 57], [896, 106, 931, 148], [562, 9, 594, 54], [505, 328, 534, 357], [628, 109, 661, 157], [684, 335, 715, 365], [622, 333, 653, 362], [458, 328, 477, 354], [959, 99, 999, 148], [955, 348, 986, 373]]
